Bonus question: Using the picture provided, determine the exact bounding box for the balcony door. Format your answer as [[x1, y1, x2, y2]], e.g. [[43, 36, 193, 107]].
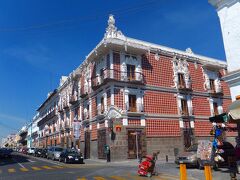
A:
[[129, 95, 137, 112], [127, 64, 135, 81], [209, 79, 216, 92], [181, 99, 189, 116], [178, 73, 185, 88]]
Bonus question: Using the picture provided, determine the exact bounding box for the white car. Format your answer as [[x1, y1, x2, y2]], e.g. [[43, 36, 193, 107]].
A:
[[27, 148, 35, 155]]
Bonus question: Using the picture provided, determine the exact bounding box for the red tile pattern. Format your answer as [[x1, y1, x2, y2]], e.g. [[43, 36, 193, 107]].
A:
[[113, 52, 120, 75], [114, 88, 123, 110], [91, 97, 96, 118], [107, 89, 111, 107], [188, 63, 205, 92], [192, 97, 211, 116], [91, 123, 97, 140], [194, 120, 212, 137], [146, 119, 180, 137], [142, 53, 174, 87], [144, 91, 178, 114], [128, 119, 141, 126]]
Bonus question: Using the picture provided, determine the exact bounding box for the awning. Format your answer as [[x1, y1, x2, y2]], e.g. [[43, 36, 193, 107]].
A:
[[209, 113, 228, 123], [228, 100, 240, 120]]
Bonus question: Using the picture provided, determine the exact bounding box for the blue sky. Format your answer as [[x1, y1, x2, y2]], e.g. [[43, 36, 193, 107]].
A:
[[0, 0, 225, 139]]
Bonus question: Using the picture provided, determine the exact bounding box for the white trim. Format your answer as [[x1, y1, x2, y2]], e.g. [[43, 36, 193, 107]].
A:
[[111, 85, 114, 106], [140, 118, 145, 126], [123, 118, 128, 126], [179, 120, 184, 128]]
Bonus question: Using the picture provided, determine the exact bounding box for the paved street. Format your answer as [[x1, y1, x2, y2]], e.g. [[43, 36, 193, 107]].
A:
[[0, 153, 239, 180]]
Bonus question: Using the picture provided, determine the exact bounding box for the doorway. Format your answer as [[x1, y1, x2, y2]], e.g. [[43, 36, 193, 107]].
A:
[[98, 129, 106, 159], [84, 131, 90, 159], [127, 129, 143, 159]]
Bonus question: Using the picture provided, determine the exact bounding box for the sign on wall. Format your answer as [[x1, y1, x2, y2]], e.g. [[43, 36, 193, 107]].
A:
[[73, 121, 81, 140]]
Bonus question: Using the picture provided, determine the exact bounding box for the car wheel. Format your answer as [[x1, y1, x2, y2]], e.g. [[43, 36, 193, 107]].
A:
[[197, 159, 203, 170], [147, 172, 152, 177], [64, 158, 68, 164]]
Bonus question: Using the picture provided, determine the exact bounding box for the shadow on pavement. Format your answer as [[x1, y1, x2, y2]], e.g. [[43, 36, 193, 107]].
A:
[[0, 153, 30, 167]]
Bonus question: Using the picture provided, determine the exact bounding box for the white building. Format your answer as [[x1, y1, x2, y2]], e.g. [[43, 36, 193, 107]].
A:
[[27, 113, 40, 148], [209, 0, 240, 101]]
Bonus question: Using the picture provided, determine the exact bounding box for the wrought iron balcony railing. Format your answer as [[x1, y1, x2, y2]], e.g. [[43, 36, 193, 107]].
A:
[[91, 69, 145, 90]]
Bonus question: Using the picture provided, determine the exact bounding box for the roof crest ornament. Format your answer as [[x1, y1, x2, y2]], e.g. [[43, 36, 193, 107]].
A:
[[104, 14, 125, 39]]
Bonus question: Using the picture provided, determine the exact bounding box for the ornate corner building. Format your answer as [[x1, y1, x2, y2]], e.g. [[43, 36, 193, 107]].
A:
[[36, 15, 235, 161]]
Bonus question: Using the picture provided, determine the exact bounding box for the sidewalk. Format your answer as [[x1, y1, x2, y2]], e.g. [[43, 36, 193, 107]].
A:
[[84, 158, 175, 166]]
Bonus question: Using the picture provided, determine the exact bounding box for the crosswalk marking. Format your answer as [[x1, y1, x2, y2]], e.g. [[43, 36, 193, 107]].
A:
[[77, 178, 87, 180], [20, 168, 29, 172], [52, 165, 64, 169], [8, 168, 16, 173], [42, 166, 53, 170], [109, 176, 127, 180], [93, 177, 106, 180], [31, 166, 42, 170]]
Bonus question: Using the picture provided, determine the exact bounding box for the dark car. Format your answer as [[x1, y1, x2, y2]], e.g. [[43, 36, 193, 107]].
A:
[[34, 148, 43, 157], [0, 148, 13, 158], [59, 149, 84, 164], [40, 148, 48, 158]]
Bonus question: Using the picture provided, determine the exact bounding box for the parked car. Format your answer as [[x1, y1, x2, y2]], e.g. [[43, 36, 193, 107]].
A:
[[27, 148, 36, 155], [175, 144, 201, 168], [34, 148, 42, 157], [0, 148, 13, 158], [59, 148, 84, 164], [21, 147, 28, 154], [40, 148, 48, 158], [47, 147, 64, 160]]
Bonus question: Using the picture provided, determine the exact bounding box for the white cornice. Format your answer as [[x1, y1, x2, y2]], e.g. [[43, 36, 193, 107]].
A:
[[209, 0, 240, 10]]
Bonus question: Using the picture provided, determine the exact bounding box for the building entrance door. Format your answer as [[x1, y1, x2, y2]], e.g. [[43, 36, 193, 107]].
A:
[[84, 131, 90, 159], [98, 129, 106, 159], [127, 129, 143, 159]]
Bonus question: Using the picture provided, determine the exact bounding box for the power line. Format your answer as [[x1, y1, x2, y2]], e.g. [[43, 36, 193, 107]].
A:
[[0, 0, 160, 32]]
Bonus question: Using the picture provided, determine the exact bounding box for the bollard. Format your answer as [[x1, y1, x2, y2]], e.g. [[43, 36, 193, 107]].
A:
[[179, 163, 187, 180], [166, 155, 168, 162], [204, 165, 212, 180]]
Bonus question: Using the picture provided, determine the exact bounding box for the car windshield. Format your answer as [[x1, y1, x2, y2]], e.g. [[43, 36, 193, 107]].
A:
[[55, 148, 63, 152], [186, 144, 198, 152]]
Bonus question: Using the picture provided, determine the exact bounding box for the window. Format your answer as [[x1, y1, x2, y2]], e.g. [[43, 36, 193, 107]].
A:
[[101, 96, 104, 114], [213, 102, 218, 116], [129, 95, 137, 112], [127, 64, 135, 81], [181, 99, 188, 116], [178, 73, 185, 88], [209, 79, 215, 92]]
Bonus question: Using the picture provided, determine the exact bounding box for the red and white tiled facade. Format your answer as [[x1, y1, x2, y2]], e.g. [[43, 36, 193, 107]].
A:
[[36, 15, 235, 160]]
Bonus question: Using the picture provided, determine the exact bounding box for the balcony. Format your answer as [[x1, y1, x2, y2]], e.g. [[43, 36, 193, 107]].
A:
[[69, 95, 78, 105], [37, 110, 57, 127], [177, 84, 192, 92], [208, 89, 223, 97], [64, 123, 70, 131], [91, 69, 145, 90], [127, 103, 144, 116], [80, 87, 88, 98], [95, 106, 105, 119], [63, 102, 69, 109], [83, 111, 89, 120], [58, 105, 63, 112]]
